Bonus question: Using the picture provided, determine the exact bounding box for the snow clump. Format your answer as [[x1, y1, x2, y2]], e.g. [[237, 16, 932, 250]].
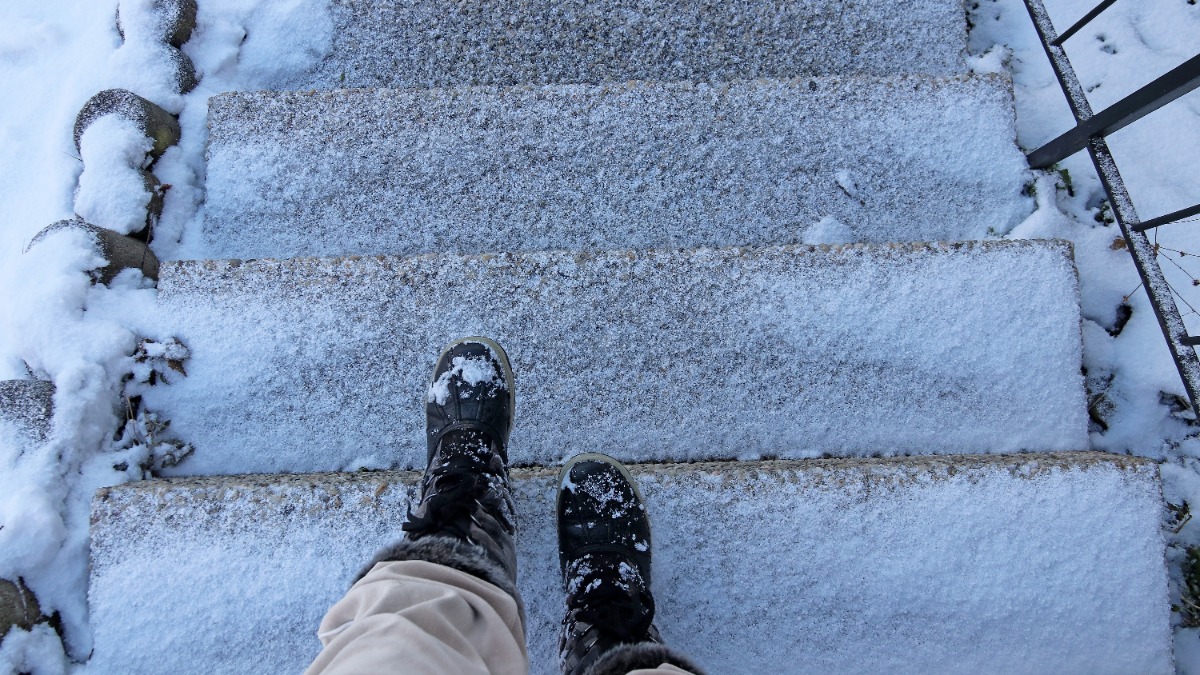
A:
[[427, 355, 504, 406], [803, 215, 854, 245], [74, 115, 153, 235]]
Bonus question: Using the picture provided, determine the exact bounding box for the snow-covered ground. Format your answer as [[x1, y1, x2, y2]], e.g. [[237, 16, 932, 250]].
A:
[[0, 0, 1197, 671], [0, 2, 331, 671], [967, 2, 1200, 667]]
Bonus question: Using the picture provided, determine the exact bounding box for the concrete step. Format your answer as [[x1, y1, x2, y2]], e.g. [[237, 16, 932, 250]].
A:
[[86, 453, 1173, 674], [201, 75, 1028, 260], [139, 240, 1086, 476], [0, 379, 54, 448], [302, 0, 968, 90]]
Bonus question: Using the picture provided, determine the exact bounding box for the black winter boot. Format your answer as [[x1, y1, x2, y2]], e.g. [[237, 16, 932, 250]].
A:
[[356, 337, 519, 598], [557, 454, 704, 675]]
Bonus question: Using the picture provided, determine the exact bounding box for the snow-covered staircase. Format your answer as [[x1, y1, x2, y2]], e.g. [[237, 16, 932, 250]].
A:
[[87, 455, 1170, 673], [87, 0, 1174, 671]]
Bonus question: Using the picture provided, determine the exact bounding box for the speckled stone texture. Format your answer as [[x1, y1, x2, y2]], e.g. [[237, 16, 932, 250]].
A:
[[302, 0, 967, 90], [0, 379, 54, 445], [139, 240, 1087, 475], [202, 75, 1027, 260], [86, 454, 1172, 674]]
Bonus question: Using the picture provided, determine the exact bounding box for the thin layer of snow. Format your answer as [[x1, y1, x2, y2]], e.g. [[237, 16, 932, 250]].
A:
[[141, 241, 1086, 475], [198, 75, 1029, 259], [85, 456, 1171, 674], [0, 0, 1196, 669], [305, 0, 967, 89]]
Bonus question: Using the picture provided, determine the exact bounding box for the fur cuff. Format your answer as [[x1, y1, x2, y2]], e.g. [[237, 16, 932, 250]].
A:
[[585, 641, 706, 675], [354, 535, 518, 601]]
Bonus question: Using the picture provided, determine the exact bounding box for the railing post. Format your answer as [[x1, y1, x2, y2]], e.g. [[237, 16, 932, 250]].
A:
[[1051, 0, 1120, 46], [1022, 0, 1200, 417], [1027, 53, 1200, 169]]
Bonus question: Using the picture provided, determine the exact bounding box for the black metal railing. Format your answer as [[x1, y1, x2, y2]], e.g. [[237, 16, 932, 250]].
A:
[[1022, 0, 1200, 414]]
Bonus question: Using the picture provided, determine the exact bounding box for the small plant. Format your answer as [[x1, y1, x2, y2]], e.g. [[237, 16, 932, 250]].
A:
[[1085, 369, 1116, 431], [112, 400, 194, 477], [131, 337, 188, 385], [1169, 501, 1193, 534], [1055, 167, 1074, 197], [112, 336, 194, 477], [1175, 545, 1200, 627]]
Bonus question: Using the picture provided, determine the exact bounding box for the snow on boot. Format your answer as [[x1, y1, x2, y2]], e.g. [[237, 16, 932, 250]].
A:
[[557, 453, 704, 675], [358, 337, 519, 597]]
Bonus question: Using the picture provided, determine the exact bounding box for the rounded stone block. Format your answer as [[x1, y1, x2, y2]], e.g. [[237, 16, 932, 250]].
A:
[[74, 89, 180, 160], [0, 578, 44, 641], [28, 220, 160, 284], [0, 380, 54, 445], [117, 0, 198, 48], [169, 48, 199, 94]]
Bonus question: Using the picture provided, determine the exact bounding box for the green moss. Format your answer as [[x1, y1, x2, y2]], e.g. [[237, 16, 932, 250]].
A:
[[1055, 167, 1074, 197]]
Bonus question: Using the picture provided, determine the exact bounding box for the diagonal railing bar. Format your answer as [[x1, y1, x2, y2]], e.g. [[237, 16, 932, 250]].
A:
[[1027, 53, 1200, 169], [1023, 0, 1200, 416], [1050, 0, 1120, 46], [1134, 203, 1200, 233]]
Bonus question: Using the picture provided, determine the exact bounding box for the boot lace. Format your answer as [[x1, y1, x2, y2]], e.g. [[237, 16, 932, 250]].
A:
[[565, 553, 657, 643], [403, 447, 515, 542]]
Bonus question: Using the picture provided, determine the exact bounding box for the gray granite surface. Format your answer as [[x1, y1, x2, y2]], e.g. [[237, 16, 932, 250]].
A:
[[87, 453, 1171, 674], [299, 0, 967, 90], [0, 379, 54, 445], [202, 75, 1027, 259], [140, 240, 1087, 475]]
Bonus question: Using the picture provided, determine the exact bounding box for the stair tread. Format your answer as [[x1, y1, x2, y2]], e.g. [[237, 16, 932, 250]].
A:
[[140, 240, 1086, 477], [301, 0, 969, 91], [201, 75, 1027, 260], [86, 453, 1172, 674]]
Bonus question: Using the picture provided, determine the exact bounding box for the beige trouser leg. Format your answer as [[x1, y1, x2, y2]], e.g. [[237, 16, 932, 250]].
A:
[[305, 560, 527, 675], [305, 559, 694, 675], [628, 658, 696, 667]]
